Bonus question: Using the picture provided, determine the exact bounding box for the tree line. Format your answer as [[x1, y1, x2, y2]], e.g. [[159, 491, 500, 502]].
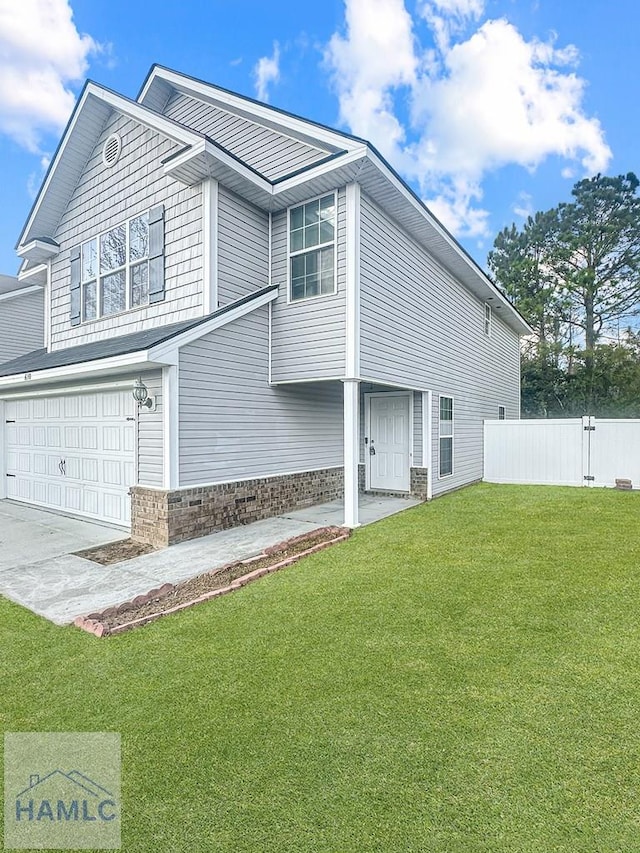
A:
[[488, 173, 640, 417]]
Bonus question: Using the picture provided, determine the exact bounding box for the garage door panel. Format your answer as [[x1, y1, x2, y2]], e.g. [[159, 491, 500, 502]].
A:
[[65, 456, 81, 480], [33, 454, 47, 475], [82, 458, 99, 482], [81, 396, 98, 418], [102, 460, 123, 486], [64, 397, 80, 418], [46, 483, 63, 507], [65, 426, 81, 448], [102, 394, 122, 418], [47, 426, 61, 447], [46, 398, 61, 418], [17, 478, 30, 499], [82, 426, 98, 450], [83, 489, 99, 516], [5, 390, 135, 527], [65, 485, 82, 512], [103, 493, 124, 521], [103, 427, 121, 452]]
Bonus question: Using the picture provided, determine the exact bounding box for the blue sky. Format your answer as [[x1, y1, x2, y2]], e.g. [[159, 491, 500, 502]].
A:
[[0, 0, 638, 276]]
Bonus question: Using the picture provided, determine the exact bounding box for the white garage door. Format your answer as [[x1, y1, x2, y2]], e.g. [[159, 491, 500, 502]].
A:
[[5, 390, 135, 526]]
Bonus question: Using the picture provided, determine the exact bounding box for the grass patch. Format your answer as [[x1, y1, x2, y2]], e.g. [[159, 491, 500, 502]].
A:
[[2, 483, 640, 851]]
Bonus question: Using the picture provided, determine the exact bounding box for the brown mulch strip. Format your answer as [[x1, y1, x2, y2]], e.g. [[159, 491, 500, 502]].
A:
[[77, 527, 349, 636], [73, 538, 156, 565]]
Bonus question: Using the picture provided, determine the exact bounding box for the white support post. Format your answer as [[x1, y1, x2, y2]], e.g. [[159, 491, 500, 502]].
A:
[[163, 364, 179, 490], [345, 182, 361, 379], [343, 378, 360, 528], [424, 390, 433, 500]]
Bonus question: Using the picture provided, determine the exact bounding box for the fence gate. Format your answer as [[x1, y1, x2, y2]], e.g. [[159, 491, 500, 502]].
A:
[[484, 417, 640, 489]]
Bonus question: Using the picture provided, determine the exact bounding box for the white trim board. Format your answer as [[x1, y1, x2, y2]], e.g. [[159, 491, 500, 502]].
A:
[[0, 285, 42, 303]]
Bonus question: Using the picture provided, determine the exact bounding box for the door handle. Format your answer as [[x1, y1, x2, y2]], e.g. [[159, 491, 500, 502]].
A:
[[59, 459, 66, 476], [369, 441, 376, 456]]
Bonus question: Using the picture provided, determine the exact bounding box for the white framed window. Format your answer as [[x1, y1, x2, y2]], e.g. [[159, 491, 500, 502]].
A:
[[288, 192, 336, 302], [498, 405, 506, 420], [484, 303, 492, 336], [80, 212, 150, 322], [439, 395, 454, 478]]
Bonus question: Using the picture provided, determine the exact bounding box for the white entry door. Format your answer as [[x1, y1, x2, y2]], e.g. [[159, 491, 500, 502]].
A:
[[368, 393, 411, 491], [5, 390, 135, 526]]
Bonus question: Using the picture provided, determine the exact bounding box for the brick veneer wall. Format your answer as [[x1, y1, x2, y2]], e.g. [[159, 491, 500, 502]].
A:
[[130, 466, 344, 547], [410, 467, 429, 500]]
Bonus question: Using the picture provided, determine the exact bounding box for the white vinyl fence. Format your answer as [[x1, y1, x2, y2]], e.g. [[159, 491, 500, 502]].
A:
[[484, 417, 640, 489]]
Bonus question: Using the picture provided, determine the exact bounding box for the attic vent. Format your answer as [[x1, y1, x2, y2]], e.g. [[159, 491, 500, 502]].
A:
[[102, 133, 122, 167]]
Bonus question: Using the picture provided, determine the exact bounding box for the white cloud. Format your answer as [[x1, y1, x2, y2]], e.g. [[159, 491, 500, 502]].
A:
[[0, 0, 99, 152], [325, 1, 612, 238], [512, 191, 533, 220], [325, 0, 417, 164], [254, 42, 280, 102], [26, 154, 50, 199]]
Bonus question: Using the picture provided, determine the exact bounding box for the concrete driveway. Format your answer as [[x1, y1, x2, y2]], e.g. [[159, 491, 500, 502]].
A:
[[0, 494, 422, 626], [0, 501, 122, 568]]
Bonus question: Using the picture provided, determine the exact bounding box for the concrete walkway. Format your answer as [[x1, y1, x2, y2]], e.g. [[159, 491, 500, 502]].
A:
[[0, 494, 421, 626]]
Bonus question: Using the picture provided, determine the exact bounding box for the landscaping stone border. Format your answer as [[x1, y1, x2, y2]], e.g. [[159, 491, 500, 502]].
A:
[[73, 526, 351, 638]]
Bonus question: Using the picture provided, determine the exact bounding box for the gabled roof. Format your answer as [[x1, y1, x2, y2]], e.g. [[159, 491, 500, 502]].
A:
[[139, 65, 364, 155], [16, 64, 530, 337], [17, 83, 207, 251], [0, 285, 278, 386]]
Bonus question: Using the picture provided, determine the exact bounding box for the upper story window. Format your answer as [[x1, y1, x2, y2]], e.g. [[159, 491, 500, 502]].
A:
[[80, 213, 149, 322], [498, 405, 506, 420], [70, 205, 164, 328], [484, 303, 492, 336], [289, 193, 336, 301]]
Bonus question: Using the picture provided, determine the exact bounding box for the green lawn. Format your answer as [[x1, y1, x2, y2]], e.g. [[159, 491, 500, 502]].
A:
[[2, 483, 640, 852]]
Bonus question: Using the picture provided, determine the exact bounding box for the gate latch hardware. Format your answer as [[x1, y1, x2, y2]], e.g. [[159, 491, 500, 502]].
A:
[[584, 425, 595, 431], [584, 475, 595, 481], [5, 419, 15, 424], [6, 473, 15, 478]]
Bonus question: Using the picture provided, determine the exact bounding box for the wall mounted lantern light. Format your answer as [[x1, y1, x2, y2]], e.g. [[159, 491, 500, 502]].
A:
[[132, 377, 154, 409]]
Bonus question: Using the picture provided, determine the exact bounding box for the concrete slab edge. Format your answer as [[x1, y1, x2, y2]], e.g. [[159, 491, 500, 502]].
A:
[[73, 527, 351, 638]]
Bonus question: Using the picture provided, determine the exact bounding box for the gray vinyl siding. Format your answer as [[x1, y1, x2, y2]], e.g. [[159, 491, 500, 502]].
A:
[[270, 187, 347, 382], [50, 112, 203, 351], [178, 306, 343, 485], [217, 186, 269, 306], [0, 290, 44, 363], [164, 92, 330, 180], [137, 370, 163, 487], [359, 193, 520, 496]]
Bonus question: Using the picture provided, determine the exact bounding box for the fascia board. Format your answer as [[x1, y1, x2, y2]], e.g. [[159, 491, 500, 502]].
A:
[[94, 85, 199, 146], [17, 239, 60, 261], [0, 350, 172, 391], [148, 286, 279, 363], [272, 148, 368, 197], [17, 264, 47, 284], [0, 285, 43, 303], [163, 139, 273, 194]]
